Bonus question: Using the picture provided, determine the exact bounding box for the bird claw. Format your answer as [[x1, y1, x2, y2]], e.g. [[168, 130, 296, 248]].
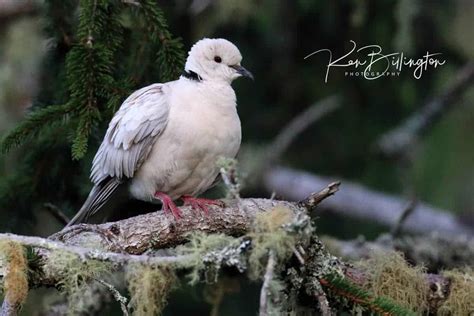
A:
[[154, 192, 182, 219], [181, 195, 224, 215]]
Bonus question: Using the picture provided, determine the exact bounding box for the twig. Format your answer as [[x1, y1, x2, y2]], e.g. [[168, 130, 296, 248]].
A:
[[312, 280, 333, 316], [43, 203, 70, 225], [94, 278, 129, 316], [121, 0, 141, 6], [290, 245, 305, 265], [266, 96, 341, 165], [298, 181, 341, 211], [0, 1, 39, 20], [376, 62, 474, 158], [0, 299, 18, 316], [259, 250, 276, 316], [220, 166, 241, 200], [390, 197, 417, 237], [0, 233, 190, 267]]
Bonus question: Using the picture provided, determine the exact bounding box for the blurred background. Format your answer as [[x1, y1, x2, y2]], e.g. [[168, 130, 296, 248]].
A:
[[0, 0, 473, 315]]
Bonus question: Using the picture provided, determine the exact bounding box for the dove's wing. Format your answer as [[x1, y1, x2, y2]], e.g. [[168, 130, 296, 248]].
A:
[[91, 83, 170, 183], [66, 83, 170, 227]]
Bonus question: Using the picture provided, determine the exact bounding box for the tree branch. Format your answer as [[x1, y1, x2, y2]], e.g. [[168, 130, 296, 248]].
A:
[[0, 185, 467, 314], [323, 232, 474, 271], [376, 62, 474, 158], [0, 299, 18, 316], [51, 194, 332, 254], [265, 96, 341, 166], [263, 166, 473, 236], [94, 278, 129, 316], [259, 250, 276, 316]]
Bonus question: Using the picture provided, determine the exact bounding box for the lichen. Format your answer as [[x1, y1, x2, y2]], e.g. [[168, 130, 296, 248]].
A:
[[0, 241, 28, 308], [176, 232, 238, 284], [438, 268, 474, 316], [247, 206, 297, 280], [126, 264, 177, 316], [216, 157, 241, 198], [44, 250, 112, 315], [203, 277, 240, 316], [359, 250, 428, 314]]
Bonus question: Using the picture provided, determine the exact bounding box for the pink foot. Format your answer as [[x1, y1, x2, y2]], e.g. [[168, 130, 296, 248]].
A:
[[154, 192, 182, 219], [181, 195, 224, 215]]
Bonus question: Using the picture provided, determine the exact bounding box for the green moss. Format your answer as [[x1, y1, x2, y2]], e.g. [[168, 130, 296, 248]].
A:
[[438, 268, 474, 315], [359, 251, 428, 314], [126, 264, 177, 316]]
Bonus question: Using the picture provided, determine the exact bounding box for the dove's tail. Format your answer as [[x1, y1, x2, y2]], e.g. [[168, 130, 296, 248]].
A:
[[65, 177, 123, 228]]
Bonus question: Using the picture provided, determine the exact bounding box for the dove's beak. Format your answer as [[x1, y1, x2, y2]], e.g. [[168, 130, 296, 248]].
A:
[[231, 65, 254, 80]]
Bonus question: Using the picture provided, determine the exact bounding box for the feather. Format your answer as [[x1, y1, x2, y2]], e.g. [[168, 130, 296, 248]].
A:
[[90, 83, 169, 184]]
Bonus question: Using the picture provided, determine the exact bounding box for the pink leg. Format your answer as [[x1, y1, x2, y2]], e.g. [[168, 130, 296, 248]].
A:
[[154, 192, 182, 219], [181, 195, 224, 215]]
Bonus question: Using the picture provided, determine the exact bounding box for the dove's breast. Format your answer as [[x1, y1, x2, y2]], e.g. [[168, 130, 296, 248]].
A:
[[129, 80, 241, 201]]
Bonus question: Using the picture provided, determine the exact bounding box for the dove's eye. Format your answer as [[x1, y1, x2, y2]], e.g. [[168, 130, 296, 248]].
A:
[[214, 56, 222, 63]]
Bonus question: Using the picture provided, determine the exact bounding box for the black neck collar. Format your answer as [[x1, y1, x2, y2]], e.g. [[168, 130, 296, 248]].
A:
[[182, 69, 202, 82]]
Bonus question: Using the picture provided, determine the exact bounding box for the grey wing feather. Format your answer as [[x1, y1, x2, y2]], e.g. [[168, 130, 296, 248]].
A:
[[91, 83, 170, 184], [66, 83, 170, 227], [66, 177, 122, 227]]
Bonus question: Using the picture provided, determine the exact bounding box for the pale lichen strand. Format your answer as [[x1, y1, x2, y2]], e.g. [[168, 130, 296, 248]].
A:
[[176, 232, 239, 284], [247, 206, 307, 280], [358, 251, 429, 314], [126, 264, 177, 316], [0, 241, 29, 309], [43, 250, 113, 315], [438, 268, 474, 315]]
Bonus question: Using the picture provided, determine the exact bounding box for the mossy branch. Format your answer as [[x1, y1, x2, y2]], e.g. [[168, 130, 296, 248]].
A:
[[1, 185, 471, 315]]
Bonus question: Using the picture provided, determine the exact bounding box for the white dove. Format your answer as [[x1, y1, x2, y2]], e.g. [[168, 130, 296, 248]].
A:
[[66, 38, 253, 227]]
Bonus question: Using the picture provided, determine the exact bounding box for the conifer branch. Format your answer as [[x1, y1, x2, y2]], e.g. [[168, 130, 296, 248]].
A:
[[320, 274, 417, 316], [0, 103, 72, 154], [137, 0, 185, 81]]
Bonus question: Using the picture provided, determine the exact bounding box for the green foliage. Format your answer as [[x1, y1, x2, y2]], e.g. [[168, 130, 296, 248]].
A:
[[24, 246, 44, 284], [65, 0, 122, 159], [138, 0, 185, 82], [321, 273, 417, 316], [0, 0, 184, 159], [0, 0, 185, 231], [0, 103, 72, 154]]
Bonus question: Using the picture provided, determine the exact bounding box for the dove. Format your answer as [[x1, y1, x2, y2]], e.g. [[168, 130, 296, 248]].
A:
[[66, 38, 253, 227]]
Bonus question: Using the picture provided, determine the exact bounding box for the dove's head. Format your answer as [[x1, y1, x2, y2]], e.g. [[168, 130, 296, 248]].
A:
[[184, 38, 253, 83]]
